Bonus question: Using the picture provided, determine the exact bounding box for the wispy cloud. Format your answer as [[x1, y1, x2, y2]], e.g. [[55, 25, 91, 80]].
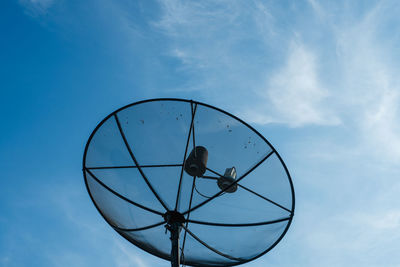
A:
[[155, 0, 400, 156], [19, 0, 55, 16], [155, 0, 341, 127], [156, 0, 400, 159], [363, 84, 400, 161], [278, 2, 400, 266], [250, 41, 341, 126], [113, 240, 150, 267], [328, 1, 400, 162]]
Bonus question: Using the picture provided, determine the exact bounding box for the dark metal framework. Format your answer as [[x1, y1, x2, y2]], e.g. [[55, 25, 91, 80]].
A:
[[82, 98, 295, 267]]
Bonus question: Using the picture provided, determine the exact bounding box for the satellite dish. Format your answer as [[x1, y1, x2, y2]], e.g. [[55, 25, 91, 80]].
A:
[[82, 98, 295, 267]]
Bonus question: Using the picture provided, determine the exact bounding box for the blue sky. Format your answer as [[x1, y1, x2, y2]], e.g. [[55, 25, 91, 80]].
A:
[[1, 0, 400, 266]]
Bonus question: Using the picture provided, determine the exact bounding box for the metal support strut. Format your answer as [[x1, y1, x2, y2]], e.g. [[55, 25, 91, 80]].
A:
[[164, 211, 186, 267], [170, 222, 181, 267]]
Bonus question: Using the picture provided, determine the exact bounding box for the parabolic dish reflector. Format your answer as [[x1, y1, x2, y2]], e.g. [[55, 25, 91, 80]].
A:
[[83, 98, 295, 266]]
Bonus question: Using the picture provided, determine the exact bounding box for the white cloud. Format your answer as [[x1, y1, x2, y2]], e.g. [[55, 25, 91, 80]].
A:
[[155, 0, 400, 150], [330, 1, 400, 162], [307, 0, 325, 19], [365, 210, 400, 230], [155, 1, 341, 127], [363, 85, 400, 161], [252, 41, 341, 127]]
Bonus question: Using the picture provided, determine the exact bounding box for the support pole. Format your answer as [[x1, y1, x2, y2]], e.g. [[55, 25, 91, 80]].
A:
[[164, 210, 185, 267], [170, 222, 181, 267]]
